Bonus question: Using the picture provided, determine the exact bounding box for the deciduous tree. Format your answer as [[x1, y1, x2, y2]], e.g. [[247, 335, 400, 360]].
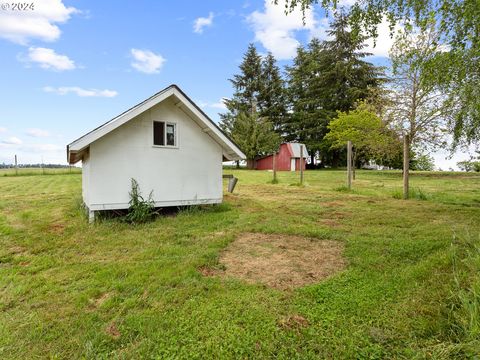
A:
[[387, 25, 450, 197]]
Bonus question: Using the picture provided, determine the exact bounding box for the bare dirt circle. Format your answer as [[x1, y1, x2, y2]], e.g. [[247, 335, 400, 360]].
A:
[[208, 232, 346, 290]]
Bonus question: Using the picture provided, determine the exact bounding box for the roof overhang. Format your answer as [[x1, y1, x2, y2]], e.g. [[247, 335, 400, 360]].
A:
[[67, 85, 245, 164]]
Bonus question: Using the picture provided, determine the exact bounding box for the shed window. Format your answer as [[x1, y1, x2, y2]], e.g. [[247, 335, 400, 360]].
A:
[[166, 123, 175, 146], [153, 121, 176, 147]]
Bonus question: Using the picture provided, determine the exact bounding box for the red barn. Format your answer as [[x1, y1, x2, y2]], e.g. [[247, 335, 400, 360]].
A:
[[256, 143, 309, 171]]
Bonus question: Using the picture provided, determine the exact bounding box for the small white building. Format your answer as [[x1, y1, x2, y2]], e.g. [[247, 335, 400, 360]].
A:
[[67, 84, 245, 220]]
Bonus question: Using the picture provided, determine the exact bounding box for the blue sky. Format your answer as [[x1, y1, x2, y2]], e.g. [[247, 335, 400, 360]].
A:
[[0, 0, 471, 168]]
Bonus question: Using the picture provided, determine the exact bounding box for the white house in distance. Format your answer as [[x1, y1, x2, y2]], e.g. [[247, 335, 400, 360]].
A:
[[67, 84, 245, 221]]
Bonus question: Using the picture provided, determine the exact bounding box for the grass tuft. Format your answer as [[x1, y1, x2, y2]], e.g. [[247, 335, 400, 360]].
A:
[[392, 187, 429, 200]]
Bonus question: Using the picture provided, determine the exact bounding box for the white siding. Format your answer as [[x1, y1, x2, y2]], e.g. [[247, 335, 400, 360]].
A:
[[82, 154, 90, 206], [85, 98, 223, 211]]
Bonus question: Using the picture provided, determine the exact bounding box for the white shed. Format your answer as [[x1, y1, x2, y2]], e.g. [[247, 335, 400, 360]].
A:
[[67, 84, 245, 221]]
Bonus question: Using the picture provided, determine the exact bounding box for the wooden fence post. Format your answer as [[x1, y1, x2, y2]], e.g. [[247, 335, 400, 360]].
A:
[[300, 145, 304, 185], [273, 151, 277, 183], [403, 134, 410, 199], [14, 154, 18, 176], [347, 141, 352, 189]]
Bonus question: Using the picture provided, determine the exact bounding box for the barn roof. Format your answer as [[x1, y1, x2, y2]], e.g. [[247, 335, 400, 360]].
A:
[[67, 84, 245, 164], [288, 143, 309, 158]]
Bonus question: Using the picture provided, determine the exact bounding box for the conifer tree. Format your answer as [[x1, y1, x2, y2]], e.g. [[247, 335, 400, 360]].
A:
[[219, 44, 284, 166], [285, 13, 385, 166], [258, 53, 286, 133], [219, 44, 263, 135]]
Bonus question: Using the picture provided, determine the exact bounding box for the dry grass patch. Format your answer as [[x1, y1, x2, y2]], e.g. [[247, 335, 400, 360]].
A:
[[218, 233, 346, 290]]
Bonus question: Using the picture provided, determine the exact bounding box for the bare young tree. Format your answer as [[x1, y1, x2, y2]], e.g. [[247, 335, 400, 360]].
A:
[[387, 24, 450, 198]]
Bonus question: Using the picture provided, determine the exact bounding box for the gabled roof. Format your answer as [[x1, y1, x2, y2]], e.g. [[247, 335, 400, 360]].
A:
[[67, 84, 245, 164], [288, 143, 309, 158]]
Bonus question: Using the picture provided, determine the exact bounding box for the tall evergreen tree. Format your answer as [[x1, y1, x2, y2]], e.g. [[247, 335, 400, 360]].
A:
[[320, 13, 384, 114], [219, 44, 263, 135], [285, 13, 385, 166], [219, 44, 285, 166], [285, 39, 331, 160], [258, 53, 286, 133]]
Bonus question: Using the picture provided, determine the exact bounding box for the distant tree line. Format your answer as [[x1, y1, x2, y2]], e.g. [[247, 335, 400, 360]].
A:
[[0, 163, 73, 169]]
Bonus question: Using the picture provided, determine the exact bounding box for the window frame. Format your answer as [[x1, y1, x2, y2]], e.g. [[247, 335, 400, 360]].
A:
[[152, 120, 178, 148]]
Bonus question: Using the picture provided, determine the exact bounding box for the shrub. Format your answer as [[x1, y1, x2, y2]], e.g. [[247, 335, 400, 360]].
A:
[[124, 178, 157, 224]]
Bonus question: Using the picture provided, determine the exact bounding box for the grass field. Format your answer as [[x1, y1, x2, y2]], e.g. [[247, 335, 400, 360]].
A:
[[0, 170, 479, 358]]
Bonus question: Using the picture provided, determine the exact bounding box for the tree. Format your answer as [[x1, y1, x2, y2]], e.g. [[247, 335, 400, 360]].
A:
[[258, 53, 287, 133], [285, 39, 332, 162], [276, 0, 480, 146], [219, 45, 285, 167], [219, 44, 263, 135], [285, 13, 385, 166], [410, 153, 435, 171], [230, 110, 281, 169], [457, 151, 480, 172], [387, 24, 450, 198], [324, 103, 400, 178]]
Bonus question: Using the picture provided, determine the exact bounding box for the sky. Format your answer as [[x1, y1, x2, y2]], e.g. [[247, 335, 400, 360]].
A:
[[0, 0, 475, 169]]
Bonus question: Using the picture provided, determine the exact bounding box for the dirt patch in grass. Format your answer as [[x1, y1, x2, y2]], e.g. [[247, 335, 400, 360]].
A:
[[105, 322, 121, 339], [49, 223, 65, 235], [278, 314, 309, 330], [217, 233, 346, 290], [88, 292, 113, 309]]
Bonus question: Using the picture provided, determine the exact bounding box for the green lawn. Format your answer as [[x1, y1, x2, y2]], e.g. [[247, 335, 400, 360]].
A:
[[0, 170, 479, 358]]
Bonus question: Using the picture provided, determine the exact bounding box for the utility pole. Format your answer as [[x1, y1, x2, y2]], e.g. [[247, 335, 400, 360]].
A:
[[403, 134, 410, 199], [300, 144, 304, 185], [347, 141, 352, 189]]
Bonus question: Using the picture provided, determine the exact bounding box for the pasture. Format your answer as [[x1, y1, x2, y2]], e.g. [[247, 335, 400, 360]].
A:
[[0, 170, 479, 358]]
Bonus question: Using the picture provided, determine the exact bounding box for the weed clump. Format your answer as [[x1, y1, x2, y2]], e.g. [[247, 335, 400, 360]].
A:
[[392, 187, 429, 200], [124, 178, 157, 224]]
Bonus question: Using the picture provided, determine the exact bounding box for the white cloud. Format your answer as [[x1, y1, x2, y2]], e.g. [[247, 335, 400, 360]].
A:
[[248, 1, 405, 60], [193, 12, 214, 34], [24, 143, 62, 152], [24, 47, 76, 71], [364, 17, 403, 58], [0, 0, 78, 44], [130, 49, 165, 74], [247, 0, 320, 60], [0, 127, 7, 133], [2, 136, 23, 145], [210, 99, 228, 110], [198, 98, 228, 110], [26, 128, 50, 137], [43, 86, 118, 98]]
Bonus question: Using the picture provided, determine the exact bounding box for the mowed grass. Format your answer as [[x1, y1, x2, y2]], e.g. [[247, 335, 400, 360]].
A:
[[0, 170, 479, 358]]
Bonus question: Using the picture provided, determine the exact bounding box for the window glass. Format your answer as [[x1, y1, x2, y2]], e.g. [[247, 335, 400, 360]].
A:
[[153, 121, 165, 145], [166, 124, 175, 146]]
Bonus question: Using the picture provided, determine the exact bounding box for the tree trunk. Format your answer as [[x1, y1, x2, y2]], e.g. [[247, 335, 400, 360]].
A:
[[246, 159, 255, 170], [403, 135, 410, 199], [347, 141, 352, 189], [236, 160, 240, 169], [352, 151, 357, 180]]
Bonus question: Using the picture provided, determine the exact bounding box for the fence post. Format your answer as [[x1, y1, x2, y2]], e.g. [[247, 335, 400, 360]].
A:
[[347, 141, 352, 189], [273, 151, 277, 182], [14, 154, 18, 176], [300, 145, 304, 185], [403, 134, 410, 199]]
